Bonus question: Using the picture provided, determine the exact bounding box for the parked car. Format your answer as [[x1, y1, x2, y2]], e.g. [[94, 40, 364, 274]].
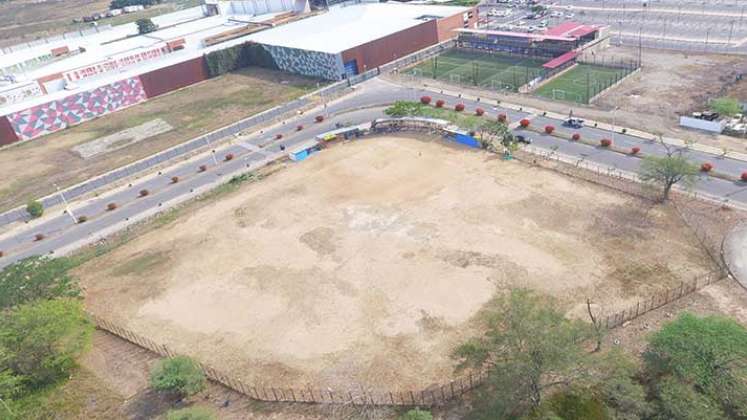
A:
[[562, 118, 585, 128], [516, 135, 532, 144]]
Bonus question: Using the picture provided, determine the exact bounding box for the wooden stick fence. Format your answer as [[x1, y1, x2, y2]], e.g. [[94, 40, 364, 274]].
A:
[[602, 270, 723, 329], [88, 313, 486, 407], [88, 123, 738, 407]]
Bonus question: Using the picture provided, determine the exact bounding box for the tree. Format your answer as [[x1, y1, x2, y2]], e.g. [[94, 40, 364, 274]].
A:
[[477, 120, 516, 155], [644, 313, 747, 417], [0, 256, 79, 310], [384, 101, 424, 117], [166, 406, 215, 420], [655, 378, 726, 420], [453, 289, 592, 418], [637, 143, 699, 201], [597, 351, 652, 420], [136, 18, 157, 35], [711, 96, 742, 117], [0, 299, 92, 392], [25, 200, 43, 219], [400, 408, 433, 420], [150, 356, 205, 397]]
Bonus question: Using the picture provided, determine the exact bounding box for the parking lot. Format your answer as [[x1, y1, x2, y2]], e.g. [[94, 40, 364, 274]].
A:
[[478, 0, 747, 54], [546, 0, 747, 54]]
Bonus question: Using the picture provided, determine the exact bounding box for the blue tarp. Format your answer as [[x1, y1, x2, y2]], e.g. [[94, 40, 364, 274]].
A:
[[292, 149, 309, 161], [454, 133, 480, 148]]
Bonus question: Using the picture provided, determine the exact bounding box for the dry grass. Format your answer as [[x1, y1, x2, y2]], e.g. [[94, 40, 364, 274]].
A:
[[76, 135, 712, 392], [0, 67, 317, 212]]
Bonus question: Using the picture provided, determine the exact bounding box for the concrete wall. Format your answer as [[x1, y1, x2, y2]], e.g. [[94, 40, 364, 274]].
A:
[[140, 56, 209, 98], [341, 20, 439, 75], [436, 7, 477, 42], [679, 116, 725, 133]]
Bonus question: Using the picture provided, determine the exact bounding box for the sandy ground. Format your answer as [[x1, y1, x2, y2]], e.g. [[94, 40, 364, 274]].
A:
[[0, 68, 316, 212], [77, 135, 712, 392]]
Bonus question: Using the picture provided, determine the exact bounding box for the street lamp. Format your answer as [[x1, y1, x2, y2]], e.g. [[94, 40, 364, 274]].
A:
[[53, 183, 77, 224]]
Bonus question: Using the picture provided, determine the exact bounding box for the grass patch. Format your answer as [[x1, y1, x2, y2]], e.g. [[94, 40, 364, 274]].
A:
[[385, 101, 491, 130], [111, 251, 170, 277], [534, 64, 633, 104], [5, 366, 124, 420], [407, 49, 546, 91]]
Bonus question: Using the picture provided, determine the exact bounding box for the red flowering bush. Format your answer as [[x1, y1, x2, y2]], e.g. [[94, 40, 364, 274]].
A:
[[630, 146, 640, 155], [34, 233, 45, 241], [455, 103, 465, 112], [701, 162, 713, 172], [742, 172, 747, 182], [275, 133, 283, 140], [107, 203, 118, 211], [600, 139, 612, 147], [435, 99, 445, 108], [475, 108, 485, 116], [519, 119, 530, 128], [420, 96, 432, 105], [544, 125, 555, 134], [198, 164, 207, 172], [571, 133, 581, 141], [315, 115, 324, 123], [497, 113, 507, 123], [171, 176, 179, 183], [224, 153, 234, 161], [139, 189, 149, 197]]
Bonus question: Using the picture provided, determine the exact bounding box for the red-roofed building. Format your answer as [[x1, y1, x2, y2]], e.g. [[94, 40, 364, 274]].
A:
[[543, 21, 600, 43]]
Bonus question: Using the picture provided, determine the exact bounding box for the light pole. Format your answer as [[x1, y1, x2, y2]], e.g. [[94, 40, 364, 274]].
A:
[[54, 183, 77, 224]]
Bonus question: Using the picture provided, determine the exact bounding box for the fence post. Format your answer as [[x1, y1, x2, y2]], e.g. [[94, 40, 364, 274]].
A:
[[410, 390, 416, 405]]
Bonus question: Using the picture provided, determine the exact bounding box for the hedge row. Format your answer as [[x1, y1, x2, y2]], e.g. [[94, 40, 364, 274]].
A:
[[205, 43, 278, 78]]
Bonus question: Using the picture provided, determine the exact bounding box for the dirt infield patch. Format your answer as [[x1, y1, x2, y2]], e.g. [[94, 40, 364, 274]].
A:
[[77, 135, 712, 392]]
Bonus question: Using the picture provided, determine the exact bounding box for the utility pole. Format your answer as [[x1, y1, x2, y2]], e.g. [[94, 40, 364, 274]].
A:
[[728, 20, 735, 45], [54, 183, 77, 224]]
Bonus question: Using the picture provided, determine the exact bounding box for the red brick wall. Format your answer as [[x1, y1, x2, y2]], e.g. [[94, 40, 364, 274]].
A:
[[139, 56, 209, 98], [0, 116, 19, 146], [341, 20, 440, 74], [436, 7, 478, 42]]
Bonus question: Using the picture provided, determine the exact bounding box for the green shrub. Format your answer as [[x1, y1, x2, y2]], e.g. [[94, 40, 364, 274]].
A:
[[136, 18, 157, 35], [0, 256, 79, 310], [166, 406, 215, 420], [150, 356, 206, 397], [204, 43, 278, 78], [0, 299, 93, 393], [400, 408, 433, 420], [546, 391, 607, 420], [710, 96, 742, 117], [26, 200, 43, 218]]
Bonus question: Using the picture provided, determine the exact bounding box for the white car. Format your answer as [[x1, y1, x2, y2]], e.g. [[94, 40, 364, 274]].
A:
[[565, 12, 575, 18]]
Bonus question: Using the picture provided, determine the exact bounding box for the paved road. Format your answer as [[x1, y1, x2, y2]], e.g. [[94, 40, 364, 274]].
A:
[[0, 77, 745, 268]]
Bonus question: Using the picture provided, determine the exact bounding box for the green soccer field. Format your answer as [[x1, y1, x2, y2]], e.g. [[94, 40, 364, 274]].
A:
[[533, 64, 632, 104], [407, 49, 546, 92]]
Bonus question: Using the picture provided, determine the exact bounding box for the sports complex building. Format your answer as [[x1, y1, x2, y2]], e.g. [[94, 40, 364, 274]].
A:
[[0, 0, 476, 145]]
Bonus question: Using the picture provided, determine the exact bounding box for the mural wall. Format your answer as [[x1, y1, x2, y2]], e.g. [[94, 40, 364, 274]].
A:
[[6, 76, 147, 141], [261, 44, 342, 80]]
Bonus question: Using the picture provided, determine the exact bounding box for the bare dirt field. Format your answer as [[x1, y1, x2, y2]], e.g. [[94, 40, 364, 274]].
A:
[[0, 0, 193, 47], [0, 67, 317, 212], [77, 135, 713, 392]]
